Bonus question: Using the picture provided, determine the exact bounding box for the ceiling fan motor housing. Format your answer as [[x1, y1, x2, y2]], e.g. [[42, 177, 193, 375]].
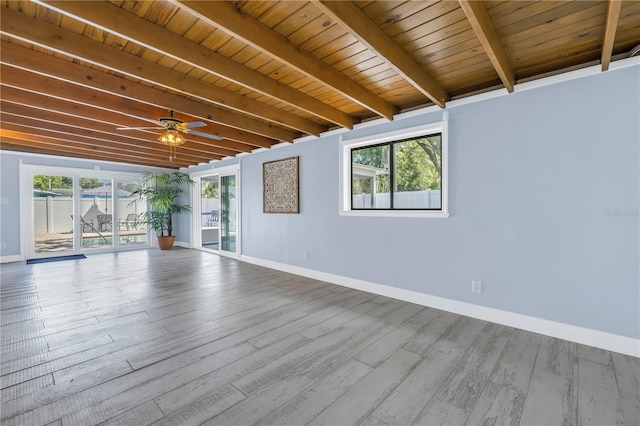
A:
[[159, 117, 183, 130]]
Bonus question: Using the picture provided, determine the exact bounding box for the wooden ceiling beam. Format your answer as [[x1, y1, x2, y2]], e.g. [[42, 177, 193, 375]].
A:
[[0, 121, 215, 163], [0, 43, 264, 151], [459, 0, 515, 93], [174, 0, 398, 120], [313, 1, 449, 108], [601, 0, 622, 71], [0, 7, 296, 143], [0, 105, 236, 160], [0, 115, 209, 164], [0, 127, 197, 166], [0, 86, 254, 154], [38, 0, 355, 131], [0, 63, 278, 150], [0, 133, 184, 168]]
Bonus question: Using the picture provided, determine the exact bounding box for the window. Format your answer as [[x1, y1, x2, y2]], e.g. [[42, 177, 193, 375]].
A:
[[340, 120, 448, 218]]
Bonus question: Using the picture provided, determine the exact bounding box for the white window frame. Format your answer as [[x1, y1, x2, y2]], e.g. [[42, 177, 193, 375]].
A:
[[339, 118, 449, 218]]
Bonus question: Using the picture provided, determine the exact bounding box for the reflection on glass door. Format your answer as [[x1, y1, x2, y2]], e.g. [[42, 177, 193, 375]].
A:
[[79, 178, 113, 250], [33, 174, 74, 253], [200, 176, 219, 250], [220, 174, 237, 254], [117, 179, 147, 247]]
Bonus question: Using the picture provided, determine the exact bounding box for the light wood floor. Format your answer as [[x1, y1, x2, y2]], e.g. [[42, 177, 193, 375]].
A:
[[1, 249, 638, 426]]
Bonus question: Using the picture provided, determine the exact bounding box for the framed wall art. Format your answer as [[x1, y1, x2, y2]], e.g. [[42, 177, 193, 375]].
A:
[[263, 156, 299, 214]]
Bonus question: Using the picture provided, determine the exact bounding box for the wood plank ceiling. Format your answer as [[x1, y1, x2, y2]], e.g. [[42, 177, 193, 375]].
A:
[[1, 0, 639, 169]]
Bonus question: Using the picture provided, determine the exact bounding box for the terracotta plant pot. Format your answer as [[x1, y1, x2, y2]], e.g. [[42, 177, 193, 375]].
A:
[[157, 236, 176, 250]]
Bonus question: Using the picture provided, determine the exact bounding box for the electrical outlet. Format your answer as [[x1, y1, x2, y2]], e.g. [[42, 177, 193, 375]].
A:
[[471, 280, 482, 294]]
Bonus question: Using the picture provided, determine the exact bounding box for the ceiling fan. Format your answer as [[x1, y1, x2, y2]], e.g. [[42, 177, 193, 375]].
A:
[[117, 110, 222, 160]]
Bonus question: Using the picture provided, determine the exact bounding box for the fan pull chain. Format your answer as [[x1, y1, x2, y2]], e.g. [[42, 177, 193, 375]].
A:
[[169, 145, 177, 161]]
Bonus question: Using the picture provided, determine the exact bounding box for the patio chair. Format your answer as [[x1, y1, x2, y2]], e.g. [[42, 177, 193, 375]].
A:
[[206, 210, 219, 226], [71, 214, 108, 244], [119, 213, 139, 230], [97, 214, 113, 232], [79, 216, 95, 233], [135, 212, 147, 229]]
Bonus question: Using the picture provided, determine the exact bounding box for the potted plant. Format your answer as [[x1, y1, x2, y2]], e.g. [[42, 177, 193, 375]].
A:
[[130, 171, 194, 250]]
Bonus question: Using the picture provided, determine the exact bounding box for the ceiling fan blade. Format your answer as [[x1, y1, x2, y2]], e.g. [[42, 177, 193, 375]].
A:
[[180, 121, 206, 129], [188, 130, 223, 140], [117, 126, 163, 130]]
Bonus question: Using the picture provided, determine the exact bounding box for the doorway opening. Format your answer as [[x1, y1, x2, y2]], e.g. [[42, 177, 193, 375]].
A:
[[192, 165, 240, 258]]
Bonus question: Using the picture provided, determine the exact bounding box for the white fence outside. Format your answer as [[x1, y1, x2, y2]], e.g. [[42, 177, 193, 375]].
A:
[[34, 197, 142, 234], [352, 189, 441, 209]]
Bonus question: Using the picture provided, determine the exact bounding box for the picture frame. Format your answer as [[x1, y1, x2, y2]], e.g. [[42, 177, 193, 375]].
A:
[[263, 156, 299, 214]]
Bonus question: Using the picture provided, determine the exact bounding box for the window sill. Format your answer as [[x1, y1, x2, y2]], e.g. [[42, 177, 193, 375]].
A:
[[339, 210, 450, 218]]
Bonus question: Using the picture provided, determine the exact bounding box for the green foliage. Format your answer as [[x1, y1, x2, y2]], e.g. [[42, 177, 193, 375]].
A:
[[201, 180, 219, 199], [351, 134, 442, 195], [129, 171, 195, 237], [352, 145, 389, 169], [79, 178, 102, 189], [33, 175, 72, 190], [395, 140, 440, 191]]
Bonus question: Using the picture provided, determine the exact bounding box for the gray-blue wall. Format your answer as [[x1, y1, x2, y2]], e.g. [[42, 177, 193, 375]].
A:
[[2, 64, 638, 340], [193, 64, 640, 339]]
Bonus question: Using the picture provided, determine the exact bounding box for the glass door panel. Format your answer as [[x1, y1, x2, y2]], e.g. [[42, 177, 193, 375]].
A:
[[200, 176, 219, 250], [220, 174, 237, 255], [117, 179, 147, 246], [33, 174, 74, 253], [79, 178, 113, 249]]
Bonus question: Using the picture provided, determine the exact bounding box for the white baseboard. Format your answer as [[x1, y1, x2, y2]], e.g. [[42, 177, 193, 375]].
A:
[[174, 241, 191, 249], [1, 254, 22, 264], [240, 255, 640, 358]]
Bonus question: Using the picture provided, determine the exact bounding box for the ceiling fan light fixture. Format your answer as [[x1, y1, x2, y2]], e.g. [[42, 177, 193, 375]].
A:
[[158, 129, 186, 161], [158, 130, 186, 146]]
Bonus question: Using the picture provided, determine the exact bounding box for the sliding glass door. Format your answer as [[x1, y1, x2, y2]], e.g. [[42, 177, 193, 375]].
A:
[[191, 165, 240, 258], [220, 174, 237, 255], [32, 174, 74, 254], [23, 165, 150, 259], [79, 177, 113, 250], [200, 175, 219, 251]]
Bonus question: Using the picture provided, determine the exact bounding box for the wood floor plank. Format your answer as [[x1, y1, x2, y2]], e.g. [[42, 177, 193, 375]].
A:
[[301, 302, 425, 381], [3, 360, 134, 421], [98, 400, 164, 426], [256, 359, 373, 426], [1, 334, 115, 375], [465, 330, 542, 425], [611, 352, 640, 426], [201, 375, 314, 426], [519, 370, 574, 426], [1, 249, 636, 426], [307, 348, 421, 425], [3, 351, 202, 425], [59, 343, 256, 426], [154, 335, 307, 414], [150, 385, 245, 426], [247, 290, 374, 349], [368, 316, 487, 425], [1, 373, 54, 403], [519, 335, 577, 426], [413, 323, 512, 425], [577, 358, 626, 425], [353, 307, 443, 367]]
